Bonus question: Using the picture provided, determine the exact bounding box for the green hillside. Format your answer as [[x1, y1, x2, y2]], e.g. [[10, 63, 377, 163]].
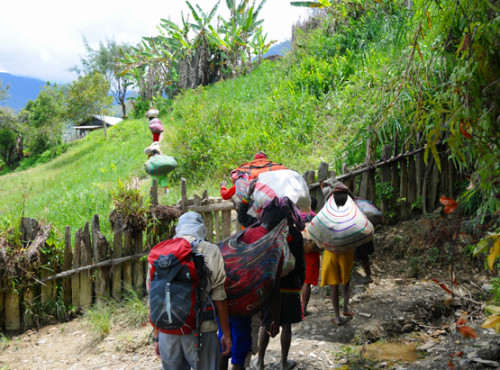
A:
[[1, 0, 498, 240], [0, 120, 152, 237]]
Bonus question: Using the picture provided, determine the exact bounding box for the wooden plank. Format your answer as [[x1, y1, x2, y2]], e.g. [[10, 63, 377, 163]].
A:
[[122, 230, 133, 291], [112, 224, 123, 301], [359, 139, 371, 199], [221, 210, 232, 239], [316, 162, 329, 210], [407, 145, 417, 215], [380, 145, 392, 222], [181, 178, 188, 212], [188, 202, 235, 213], [4, 290, 21, 332], [428, 159, 440, 212], [94, 232, 110, 299], [214, 211, 221, 242], [303, 170, 315, 185], [62, 226, 73, 306], [399, 156, 409, 220], [72, 228, 82, 310], [133, 230, 145, 295], [421, 156, 434, 214], [203, 212, 214, 243], [80, 222, 93, 308]]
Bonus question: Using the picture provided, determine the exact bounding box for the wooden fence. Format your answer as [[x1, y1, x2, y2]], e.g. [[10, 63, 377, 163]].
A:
[[0, 143, 457, 334]]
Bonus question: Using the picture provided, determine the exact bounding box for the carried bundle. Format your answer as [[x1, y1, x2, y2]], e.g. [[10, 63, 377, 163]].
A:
[[355, 199, 382, 226], [235, 157, 287, 179], [144, 142, 161, 156], [148, 118, 164, 134], [307, 195, 374, 254], [146, 107, 159, 118], [145, 155, 177, 176], [218, 220, 289, 316], [248, 170, 311, 217]]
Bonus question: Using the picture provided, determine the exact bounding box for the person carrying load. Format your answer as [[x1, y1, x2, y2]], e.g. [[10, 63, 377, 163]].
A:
[[219, 151, 287, 200]]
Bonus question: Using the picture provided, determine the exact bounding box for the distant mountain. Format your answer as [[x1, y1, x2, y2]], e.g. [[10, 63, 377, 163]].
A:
[[0, 73, 47, 111], [263, 40, 292, 58]]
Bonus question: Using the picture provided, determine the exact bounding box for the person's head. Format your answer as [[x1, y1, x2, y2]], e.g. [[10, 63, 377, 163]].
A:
[[175, 212, 207, 240], [333, 192, 349, 207], [254, 151, 267, 159], [260, 202, 286, 231]]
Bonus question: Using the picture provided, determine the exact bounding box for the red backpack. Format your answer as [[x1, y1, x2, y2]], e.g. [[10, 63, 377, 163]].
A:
[[147, 238, 207, 335]]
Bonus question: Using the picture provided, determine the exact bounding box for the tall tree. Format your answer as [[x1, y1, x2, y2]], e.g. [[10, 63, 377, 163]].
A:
[[65, 73, 113, 139], [0, 81, 10, 102], [29, 83, 65, 156], [72, 39, 132, 118]]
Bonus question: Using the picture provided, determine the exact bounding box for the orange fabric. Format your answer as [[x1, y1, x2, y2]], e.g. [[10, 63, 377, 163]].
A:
[[236, 158, 287, 179]]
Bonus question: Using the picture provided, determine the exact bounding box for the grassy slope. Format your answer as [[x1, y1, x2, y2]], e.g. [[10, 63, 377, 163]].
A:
[[0, 119, 151, 237], [0, 4, 418, 239]]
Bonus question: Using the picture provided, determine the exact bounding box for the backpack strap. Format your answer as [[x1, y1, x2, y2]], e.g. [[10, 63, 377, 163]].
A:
[[189, 238, 208, 355]]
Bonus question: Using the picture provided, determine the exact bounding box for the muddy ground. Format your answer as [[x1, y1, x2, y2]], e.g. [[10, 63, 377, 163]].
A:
[[1, 217, 499, 369]]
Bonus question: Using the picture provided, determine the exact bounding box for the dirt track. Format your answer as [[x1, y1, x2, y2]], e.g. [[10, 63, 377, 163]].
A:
[[1, 218, 498, 369]]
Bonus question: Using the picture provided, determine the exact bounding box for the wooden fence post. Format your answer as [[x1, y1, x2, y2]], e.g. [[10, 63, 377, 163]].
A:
[[380, 145, 392, 222], [221, 211, 232, 240], [399, 155, 409, 220], [80, 222, 93, 308], [123, 230, 133, 291], [112, 221, 123, 301], [214, 211, 221, 242], [181, 178, 188, 212], [94, 231, 110, 299], [428, 157, 440, 212], [407, 144, 417, 216], [133, 230, 145, 295], [62, 226, 73, 306], [72, 228, 82, 310], [316, 162, 329, 210], [4, 290, 21, 332], [359, 138, 376, 202]]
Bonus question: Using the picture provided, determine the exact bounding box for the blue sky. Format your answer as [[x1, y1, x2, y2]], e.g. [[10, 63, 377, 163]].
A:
[[0, 0, 310, 84]]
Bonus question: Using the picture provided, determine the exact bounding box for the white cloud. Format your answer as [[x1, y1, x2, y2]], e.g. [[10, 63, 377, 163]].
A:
[[0, 0, 309, 83]]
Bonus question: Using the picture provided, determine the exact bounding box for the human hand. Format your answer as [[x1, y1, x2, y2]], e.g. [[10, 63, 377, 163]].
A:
[[267, 321, 280, 338], [154, 341, 161, 359], [247, 178, 257, 197], [220, 334, 232, 356], [220, 180, 227, 188]]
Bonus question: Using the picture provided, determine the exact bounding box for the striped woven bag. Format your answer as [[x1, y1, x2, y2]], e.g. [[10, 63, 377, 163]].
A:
[[307, 195, 374, 254]]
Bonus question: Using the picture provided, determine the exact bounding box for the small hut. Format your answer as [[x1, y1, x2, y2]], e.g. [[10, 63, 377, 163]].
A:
[[73, 115, 123, 138]]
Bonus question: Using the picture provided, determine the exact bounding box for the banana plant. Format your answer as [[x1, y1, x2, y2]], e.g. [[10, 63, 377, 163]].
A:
[[290, 0, 331, 7]]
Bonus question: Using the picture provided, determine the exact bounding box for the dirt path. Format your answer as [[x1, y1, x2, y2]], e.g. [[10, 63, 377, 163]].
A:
[[1, 219, 498, 369]]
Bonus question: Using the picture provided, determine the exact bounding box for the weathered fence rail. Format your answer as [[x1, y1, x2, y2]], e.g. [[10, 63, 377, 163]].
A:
[[0, 143, 458, 334]]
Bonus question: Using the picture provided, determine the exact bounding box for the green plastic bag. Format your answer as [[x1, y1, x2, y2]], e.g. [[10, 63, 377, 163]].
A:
[[145, 155, 177, 176]]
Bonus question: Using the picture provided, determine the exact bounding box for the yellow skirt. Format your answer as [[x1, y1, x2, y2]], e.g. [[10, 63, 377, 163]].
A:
[[320, 250, 354, 286]]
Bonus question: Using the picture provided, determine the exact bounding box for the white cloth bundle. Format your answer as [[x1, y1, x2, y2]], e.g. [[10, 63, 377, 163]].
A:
[[249, 169, 311, 217]]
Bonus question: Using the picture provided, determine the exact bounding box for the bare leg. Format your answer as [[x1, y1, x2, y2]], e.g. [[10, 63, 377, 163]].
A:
[[255, 326, 269, 370], [330, 285, 341, 325], [280, 324, 296, 369], [360, 258, 373, 283], [343, 281, 351, 316], [219, 356, 228, 370], [301, 282, 311, 315]]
